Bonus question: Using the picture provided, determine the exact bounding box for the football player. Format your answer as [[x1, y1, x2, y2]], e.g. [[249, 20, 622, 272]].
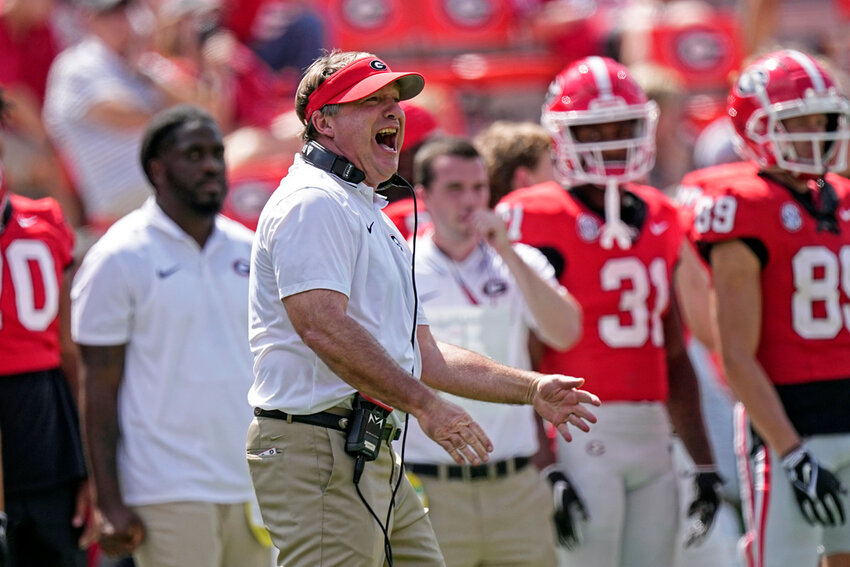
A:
[[496, 56, 722, 567], [0, 90, 93, 565], [686, 49, 850, 567]]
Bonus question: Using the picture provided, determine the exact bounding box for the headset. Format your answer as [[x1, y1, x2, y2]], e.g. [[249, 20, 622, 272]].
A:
[[301, 140, 419, 567], [302, 139, 414, 194]]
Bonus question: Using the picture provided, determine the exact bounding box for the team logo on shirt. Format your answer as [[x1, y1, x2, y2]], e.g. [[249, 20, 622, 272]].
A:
[[233, 259, 250, 276], [389, 234, 405, 251], [482, 278, 508, 297], [780, 202, 803, 232], [576, 214, 600, 242]]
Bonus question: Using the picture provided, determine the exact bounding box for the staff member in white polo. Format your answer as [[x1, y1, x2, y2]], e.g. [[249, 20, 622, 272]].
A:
[[72, 105, 269, 567], [403, 137, 583, 566], [246, 50, 602, 567]]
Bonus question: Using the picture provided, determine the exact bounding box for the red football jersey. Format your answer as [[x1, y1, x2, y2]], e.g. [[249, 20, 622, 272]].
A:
[[498, 181, 683, 402], [0, 195, 74, 375], [677, 161, 757, 244], [692, 168, 850, 386]]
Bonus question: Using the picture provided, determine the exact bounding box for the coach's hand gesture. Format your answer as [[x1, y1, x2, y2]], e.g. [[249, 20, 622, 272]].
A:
[[530, 375, 601, 441]]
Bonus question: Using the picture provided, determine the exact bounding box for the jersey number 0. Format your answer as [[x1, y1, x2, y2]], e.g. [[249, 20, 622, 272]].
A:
[[0, 239, 59, 331]]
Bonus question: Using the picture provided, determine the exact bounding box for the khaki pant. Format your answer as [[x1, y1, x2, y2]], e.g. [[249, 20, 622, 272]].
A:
[[131, 501, 270, 567], [412, 463, 558, 567], [247, 416, 445, 567]]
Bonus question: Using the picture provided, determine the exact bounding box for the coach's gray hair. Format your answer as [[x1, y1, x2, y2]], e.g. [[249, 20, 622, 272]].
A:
[[295, 50, 377, 141]]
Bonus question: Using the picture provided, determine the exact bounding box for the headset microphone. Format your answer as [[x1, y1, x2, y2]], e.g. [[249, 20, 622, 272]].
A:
[[301, 140, 366, 184]]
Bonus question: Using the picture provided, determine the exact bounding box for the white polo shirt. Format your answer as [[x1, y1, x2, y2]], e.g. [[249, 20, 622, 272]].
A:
[[402, 233, 557, 463], [248, 155, 425, 423], [71, 198, 256, 506]]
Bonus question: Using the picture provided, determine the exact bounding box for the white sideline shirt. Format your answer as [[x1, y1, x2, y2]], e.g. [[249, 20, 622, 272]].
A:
[[71, 199, 257, 506], [248, 155, 425, 425], [403, 233, 558, 463]]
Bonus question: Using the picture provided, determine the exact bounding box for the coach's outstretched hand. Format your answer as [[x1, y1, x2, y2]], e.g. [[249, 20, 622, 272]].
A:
[[529, 375, 601, 442], [782, 445, 847, 526], [684, 469, 724, 547]]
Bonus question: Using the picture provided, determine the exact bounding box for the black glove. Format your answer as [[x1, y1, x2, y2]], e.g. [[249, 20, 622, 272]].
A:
[[683, 469, 724, 548], [543, 465, 588, 550], [781, 445, 847, 526], [0, 511, 9, 567]]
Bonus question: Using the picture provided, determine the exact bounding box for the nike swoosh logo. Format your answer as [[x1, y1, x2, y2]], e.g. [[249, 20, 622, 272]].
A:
[[156, 266, 181, 279], [367, 221, 375, 233], [649, 221, 669, 235], [840, 208, 850, 222]]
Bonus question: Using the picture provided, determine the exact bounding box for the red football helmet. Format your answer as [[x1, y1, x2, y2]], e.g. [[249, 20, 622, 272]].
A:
[[727, 49, 850, 176], [541, 56, 659, 187]]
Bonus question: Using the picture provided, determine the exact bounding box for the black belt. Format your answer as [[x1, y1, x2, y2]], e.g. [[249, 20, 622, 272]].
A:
[[253, 407, 400, 442], [407, 456, 531, 482]]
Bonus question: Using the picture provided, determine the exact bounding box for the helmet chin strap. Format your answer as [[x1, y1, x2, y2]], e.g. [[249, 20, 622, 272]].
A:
[[599, 178, 633, 250]]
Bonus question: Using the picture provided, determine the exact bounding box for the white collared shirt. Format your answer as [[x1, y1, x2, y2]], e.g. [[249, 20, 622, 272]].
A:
[[401, 232, 557, 463], [248, 155, 426, 423], [71, 198, 256, 506]]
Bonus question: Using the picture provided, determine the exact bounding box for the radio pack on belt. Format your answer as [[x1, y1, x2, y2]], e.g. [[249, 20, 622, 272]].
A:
[[345, 393, 394, 461]]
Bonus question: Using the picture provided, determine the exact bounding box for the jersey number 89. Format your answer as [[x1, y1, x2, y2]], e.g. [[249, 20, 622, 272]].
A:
[[694, 195, 737, 234], [792, 245, 850, 339]]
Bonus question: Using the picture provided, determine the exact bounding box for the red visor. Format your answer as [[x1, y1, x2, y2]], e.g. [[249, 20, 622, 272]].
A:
[[304, 57, 425, 122]]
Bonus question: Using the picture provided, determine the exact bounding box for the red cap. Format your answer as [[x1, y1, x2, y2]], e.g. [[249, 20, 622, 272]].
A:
[[304, 57, 425, 122], [400, 101, 439, 149]]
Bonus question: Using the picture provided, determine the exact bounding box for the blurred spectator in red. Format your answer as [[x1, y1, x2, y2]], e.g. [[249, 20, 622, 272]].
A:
[[0, 0, 83, 224], [150, 0, 299, 164], [146, 0, 307, 231], [221, 0, 325, 77], [382, 100, 441, 238]]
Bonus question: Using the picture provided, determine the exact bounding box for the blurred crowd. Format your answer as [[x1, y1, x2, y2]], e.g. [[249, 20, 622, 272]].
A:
[[2, 0, 848, 247]]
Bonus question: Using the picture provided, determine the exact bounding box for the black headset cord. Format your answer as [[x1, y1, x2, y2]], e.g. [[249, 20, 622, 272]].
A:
[[352, 174, 418, 567]]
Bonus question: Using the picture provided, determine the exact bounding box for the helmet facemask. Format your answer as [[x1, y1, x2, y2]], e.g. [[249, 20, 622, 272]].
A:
[[543, 101, 659, 187], [543, 103, 659, 250], [743, 96, 850, 176]]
